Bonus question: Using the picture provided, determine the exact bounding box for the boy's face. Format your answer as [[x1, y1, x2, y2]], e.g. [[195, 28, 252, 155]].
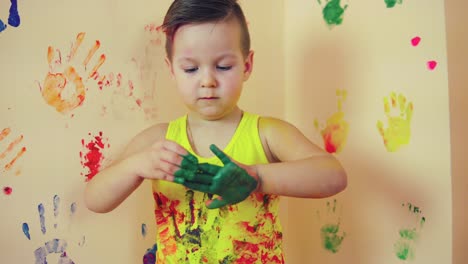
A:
[[165, 17, 253, 120]]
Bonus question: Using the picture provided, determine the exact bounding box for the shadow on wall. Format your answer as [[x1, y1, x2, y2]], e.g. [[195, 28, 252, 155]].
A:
[[282, 29, 358, 264]]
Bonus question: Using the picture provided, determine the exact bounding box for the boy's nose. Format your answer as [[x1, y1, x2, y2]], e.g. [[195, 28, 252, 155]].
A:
[[200, 70, 217, 88]]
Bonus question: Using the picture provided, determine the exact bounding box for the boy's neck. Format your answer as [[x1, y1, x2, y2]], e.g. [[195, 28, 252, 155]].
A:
[[187, 107, 243, 128]]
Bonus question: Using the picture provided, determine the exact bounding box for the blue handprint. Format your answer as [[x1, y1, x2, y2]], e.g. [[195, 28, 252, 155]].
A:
[[22, 195, 82, 264], [141, 223, 157, 264], [0, 0, 20, 33]]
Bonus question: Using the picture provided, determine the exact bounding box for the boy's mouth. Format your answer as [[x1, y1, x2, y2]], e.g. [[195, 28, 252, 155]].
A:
[[199, 97, 219, 100]]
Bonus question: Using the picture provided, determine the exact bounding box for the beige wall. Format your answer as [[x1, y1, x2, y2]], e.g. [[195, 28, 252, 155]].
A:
[[445, 1, 468, 264], [283, 0, 451, 263]]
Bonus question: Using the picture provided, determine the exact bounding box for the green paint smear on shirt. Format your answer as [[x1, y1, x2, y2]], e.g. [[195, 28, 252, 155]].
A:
[[320, 223, 345, 253], [322, 0, 348, 26], [385, 0, 403, 8]]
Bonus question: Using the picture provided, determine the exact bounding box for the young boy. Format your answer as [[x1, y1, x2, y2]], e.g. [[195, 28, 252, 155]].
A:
[[85, 0, 347, 263]]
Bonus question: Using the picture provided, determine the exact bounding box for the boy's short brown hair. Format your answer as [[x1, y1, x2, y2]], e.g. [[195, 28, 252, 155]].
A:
[[161, 0, 250, 60]]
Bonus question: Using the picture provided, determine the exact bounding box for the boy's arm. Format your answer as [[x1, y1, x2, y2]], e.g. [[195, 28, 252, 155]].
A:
[[84, 123, 169, 213], [256, 117, 347, 198]]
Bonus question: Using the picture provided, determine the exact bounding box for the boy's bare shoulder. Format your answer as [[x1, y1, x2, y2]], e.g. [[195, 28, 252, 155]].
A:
[[258, 115, 324, 161], [258, 116, 296, 133]]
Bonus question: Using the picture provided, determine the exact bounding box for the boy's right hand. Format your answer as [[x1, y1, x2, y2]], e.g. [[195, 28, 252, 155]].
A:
[[131, 140, 198, 182]]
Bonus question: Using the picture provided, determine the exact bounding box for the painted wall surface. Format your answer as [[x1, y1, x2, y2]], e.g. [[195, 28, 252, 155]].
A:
[[283, 0, 451, 263], [0, 0, 458, 263], [445, 1, 468, 264], [0, 0, 284, 263]]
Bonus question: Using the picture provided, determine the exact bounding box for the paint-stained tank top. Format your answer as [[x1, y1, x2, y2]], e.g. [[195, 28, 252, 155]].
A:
[[152, 111, 284, 263]]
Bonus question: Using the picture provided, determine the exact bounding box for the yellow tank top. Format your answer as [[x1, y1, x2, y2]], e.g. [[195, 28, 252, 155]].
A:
[[152, 111, 284, 263]]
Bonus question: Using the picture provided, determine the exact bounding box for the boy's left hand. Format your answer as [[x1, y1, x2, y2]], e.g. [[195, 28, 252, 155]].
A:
[[174, 144, 260, 209]]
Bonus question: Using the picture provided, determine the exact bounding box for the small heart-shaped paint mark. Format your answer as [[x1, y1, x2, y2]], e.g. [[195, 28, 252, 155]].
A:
[[411, 36, 421, 47], [3, 186, 13, 195], [427, 60, 437, 70]]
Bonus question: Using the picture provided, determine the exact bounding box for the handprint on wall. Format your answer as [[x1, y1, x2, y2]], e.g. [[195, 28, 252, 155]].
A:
[[79, 131, 109, 182], [394, 202, 426, 261], [376, 92, 413, 152], [385, 0, 403, 8], [317, 199, 346, 254], [317, 0, 348, 27], [314, 89, 349, 154], [22, 195, 84, 264], [1, 127, 27, 196], [0, 0, 20, 33], [39, 32, 106, 115], [125, 22, 166, 121], [141, 223, 157, 264]]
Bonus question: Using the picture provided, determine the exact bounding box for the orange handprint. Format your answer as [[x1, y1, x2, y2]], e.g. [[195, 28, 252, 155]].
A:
[[0, 127, 26, 173], [39, 32, 106, 114], [1, 127, 27, 196], [314, 89, 349, 154], [377, 92, 413, 152]]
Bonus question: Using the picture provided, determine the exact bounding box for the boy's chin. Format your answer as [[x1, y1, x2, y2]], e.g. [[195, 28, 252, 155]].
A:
[[192, 108, 235, 121]]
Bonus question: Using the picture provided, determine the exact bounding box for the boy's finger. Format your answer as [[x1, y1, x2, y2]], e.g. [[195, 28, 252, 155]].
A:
[[206, 197, 228, 209], [209, 144, 231, 165], [173, 177, 185, 184], [159, 140, 189, 156], [179, 152, 198, 170], [174, 169, 195, 181]]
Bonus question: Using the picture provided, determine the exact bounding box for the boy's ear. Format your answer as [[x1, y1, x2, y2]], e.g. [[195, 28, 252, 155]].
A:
[[165, 57, 175, 80], [243, 50, 254, 81]]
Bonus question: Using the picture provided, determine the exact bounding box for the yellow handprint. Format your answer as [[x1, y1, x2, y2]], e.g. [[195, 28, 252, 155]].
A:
[[314, 89, 349, 154], [377, 92, 413, 152]]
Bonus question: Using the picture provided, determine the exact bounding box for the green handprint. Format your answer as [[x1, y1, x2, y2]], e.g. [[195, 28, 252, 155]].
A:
[[175, 144, 258, 209], [318, 0, 348, 27], [385, 0, 403, 8]]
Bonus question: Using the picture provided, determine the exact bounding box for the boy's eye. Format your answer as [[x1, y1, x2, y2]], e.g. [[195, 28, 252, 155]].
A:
[[217, 65, 232, 71], [184, 67, 198, 73]]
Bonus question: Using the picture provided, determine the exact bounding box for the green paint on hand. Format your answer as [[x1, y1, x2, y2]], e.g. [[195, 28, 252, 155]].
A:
[[174, 144, 258, 209], [385, 0, 403, 8], [321, 223, 345, 253], [322, 0, 348, 26]]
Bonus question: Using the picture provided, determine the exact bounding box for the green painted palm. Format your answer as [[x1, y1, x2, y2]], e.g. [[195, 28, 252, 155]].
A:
[[174, 144, 258, 209]]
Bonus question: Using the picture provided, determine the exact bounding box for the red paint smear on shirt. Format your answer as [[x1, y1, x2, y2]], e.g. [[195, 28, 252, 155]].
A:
[[153, 191, 180, 256], [80, 132, 107, 182], [3, 186, 12, 195]]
